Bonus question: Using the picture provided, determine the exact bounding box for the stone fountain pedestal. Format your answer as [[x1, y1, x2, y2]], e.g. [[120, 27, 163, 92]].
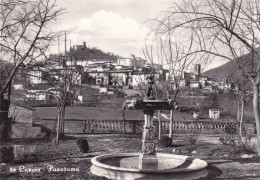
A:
[[90, 99, 208, 180], [133, 99, 177, 170], [139, 110, 157, 169]]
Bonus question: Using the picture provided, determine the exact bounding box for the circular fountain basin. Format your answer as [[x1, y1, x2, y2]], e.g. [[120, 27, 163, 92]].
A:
[[90, 153, 208, 180]]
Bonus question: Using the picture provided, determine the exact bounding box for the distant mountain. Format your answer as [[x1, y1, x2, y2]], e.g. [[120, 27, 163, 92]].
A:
[[203, 48, 260, 83]]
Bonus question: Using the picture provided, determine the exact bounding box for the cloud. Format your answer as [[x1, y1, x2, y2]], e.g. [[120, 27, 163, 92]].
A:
[[78, 10, 148, 42], [57, 10, 149, 54]]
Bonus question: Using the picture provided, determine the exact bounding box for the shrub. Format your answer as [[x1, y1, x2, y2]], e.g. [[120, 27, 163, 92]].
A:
[[77, 138, 89, 153], [220, 135, 256, 155], [225, 124, 237, 134], [219, 135, 236, 146], [185, 124, 201, 145], [13, 144, 39, 163], [19, 153, 39, 163], [0, 146, 14, 163], [186, 131, 200, 145], [158, 136, 172, 148], [199, 106, 209, 115], [179, 107, 193, 114], [234, 136, 256, 154]]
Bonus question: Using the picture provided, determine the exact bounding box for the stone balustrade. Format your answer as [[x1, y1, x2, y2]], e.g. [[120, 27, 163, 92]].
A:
[[159, 120, 238, 134], [41, 118, 250, 134]]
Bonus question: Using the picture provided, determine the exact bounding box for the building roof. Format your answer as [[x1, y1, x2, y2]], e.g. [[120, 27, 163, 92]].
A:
[[190, 81, 200, 83], [26, 84, 52, 90], [209, 108, 221, 111], [10, 103, 35, 111]]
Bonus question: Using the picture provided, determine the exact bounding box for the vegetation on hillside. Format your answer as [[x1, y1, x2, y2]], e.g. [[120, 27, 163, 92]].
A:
[[203, 48, 260, 83], [69, 46, 118, 60]]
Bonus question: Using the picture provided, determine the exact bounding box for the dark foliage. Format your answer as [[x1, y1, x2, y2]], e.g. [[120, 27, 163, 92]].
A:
[[0, 146, 14, 163], [16, 153, 39, 164], [179, 107, 194, 114], [69, 46, 117, 60], [158, 136, 172, 148], [225, 124, 237, 134], [203, 48, 260, 83], [219, 135, 256, 155], [77, 138, 89, 153]]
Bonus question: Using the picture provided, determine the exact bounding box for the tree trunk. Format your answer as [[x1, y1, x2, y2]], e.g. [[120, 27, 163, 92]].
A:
[[55, 109, 61, 144], [237, 100, 240, 122], [158, 110, 161, 140], [237, 100, 240, 135], [239, 100, 245, 136], [0, 95, 11, 142], [253, 84, 260, 156], [62, 106, 66, 136], [169, 110, 173, 139], [123, 110, 126, 134], [60, 105, 66, 138], [55, 93, 67, 144], [60, 106, 64, 138], [56, 103, 65, 143]]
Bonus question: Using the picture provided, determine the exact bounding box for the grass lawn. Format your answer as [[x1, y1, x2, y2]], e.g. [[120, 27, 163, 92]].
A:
[[35, 106, 193, 121], [35, 106, 144, 120], [1, 134, 260, 179]]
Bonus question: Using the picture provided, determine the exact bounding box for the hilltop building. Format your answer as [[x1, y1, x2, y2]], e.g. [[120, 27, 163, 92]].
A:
[[193, 64, 201, 76], [117, 54, 146, 67]]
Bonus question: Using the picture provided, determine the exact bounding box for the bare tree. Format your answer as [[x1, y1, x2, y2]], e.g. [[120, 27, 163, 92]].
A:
[[143, 16, 198, 139], [152, 0, 260, 155], [38, 53, 83, 144], [233, 78, 251, 136], [0, 0, 64, 141]]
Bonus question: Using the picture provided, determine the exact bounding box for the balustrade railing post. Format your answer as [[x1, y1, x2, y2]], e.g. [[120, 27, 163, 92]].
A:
[[83, 120, 86, 133], [169, 110, 173, 139], [133, 121, 136, 134], [158, 111, 161, 140]]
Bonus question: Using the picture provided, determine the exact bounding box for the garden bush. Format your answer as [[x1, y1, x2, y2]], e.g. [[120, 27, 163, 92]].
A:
[[219, 135, 236, 146], [77, 138, 89, 153], [219, 135, 256, 155], [186, 131, 200, 145], [225, 124, 237, 134], [13, 144, 39, 163], [234, 136, 256, 154], [185, 124, 201, 145], [0, 146, 14, 163], [158, 136, 172, 148]]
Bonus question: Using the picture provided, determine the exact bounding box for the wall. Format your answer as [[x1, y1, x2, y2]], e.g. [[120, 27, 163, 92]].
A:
[[36, 93, 50, 101], [14, 84, 24, 90], [190, 82, 200, 88], [8, 104, 34, 125], [40, 118, 253, 135], [117, 58, 134, 66]]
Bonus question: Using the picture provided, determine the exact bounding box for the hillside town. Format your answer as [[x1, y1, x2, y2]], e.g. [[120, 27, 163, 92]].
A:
[[12, 42, 238, 105]]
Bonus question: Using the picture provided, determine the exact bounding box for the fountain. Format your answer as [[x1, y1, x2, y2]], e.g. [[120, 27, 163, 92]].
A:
[[90, 75, 208, 180]]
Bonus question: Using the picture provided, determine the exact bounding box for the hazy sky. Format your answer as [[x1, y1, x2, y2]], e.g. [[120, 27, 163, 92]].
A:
[[53, 0, 170, 58], [51, 0, 227, 70]]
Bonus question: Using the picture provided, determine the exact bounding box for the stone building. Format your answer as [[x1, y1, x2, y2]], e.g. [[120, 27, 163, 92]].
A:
[[209, 109, 221, 119], [28, 67, 48, 84], [117, 54, 146, 67]]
